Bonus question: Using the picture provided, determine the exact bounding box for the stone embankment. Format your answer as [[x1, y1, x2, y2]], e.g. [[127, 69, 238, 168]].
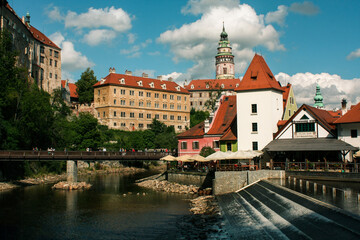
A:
[[136, 179, 199, 194], [0, 182, 18, 191], [190, 195, 220, 215], [52, 181, 92, 190]]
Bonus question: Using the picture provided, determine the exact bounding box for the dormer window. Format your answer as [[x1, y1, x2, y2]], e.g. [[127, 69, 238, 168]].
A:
[[191, 84, 194, 89], [236, 84, 239, 87], [206, 84, 209, 89], [100, 78, 106, 84], [175, 86, 180, 91], [119, 78, 125, 84], [137, 81, 143, 86], [221, 84, 224, 88], [161, 84, 166, 89], [149, 82, 154, 88]]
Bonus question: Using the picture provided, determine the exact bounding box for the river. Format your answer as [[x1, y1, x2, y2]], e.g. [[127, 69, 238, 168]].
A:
[[0, 172, 195, 239]]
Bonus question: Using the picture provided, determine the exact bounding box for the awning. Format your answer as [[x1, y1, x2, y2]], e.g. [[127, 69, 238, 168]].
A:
[[263, 138, 358, 152], [225, 150, 263, 160]]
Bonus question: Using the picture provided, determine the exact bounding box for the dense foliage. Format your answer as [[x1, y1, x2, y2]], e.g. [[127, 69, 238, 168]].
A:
[[200, 146, 216, 157], [75, 67, 97, 104], [190, 108, 210, 128], [204, 82, 223, 112]]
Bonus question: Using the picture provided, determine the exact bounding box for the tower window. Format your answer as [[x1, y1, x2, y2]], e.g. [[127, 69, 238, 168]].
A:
[[223, 68, 227, 74]]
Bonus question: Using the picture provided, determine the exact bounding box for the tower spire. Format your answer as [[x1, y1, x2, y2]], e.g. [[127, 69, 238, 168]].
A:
[[313, 84, 324, 108], [215, 23, 234, 79]]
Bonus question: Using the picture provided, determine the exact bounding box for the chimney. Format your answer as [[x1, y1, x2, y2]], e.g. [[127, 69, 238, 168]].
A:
[[167, 77, 173, 82], [157, 75, 162, 80], [22, 16, 25, 23], [25, 11, 30, 26], [341, 98, 347, 115], [109, 67, 115, 74], [142, 73, 148, 78], [204, 119, 210, 134], [125, 70, 132, 76]]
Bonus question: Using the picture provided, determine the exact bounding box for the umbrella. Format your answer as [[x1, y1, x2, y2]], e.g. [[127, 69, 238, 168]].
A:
[[188, 154, 207, 162], [160, 155, 176, 161], [225, 150, 263, 160], [354, 151, 360, 158], [176, 154, 194, 162], [205, 151, 232, 161]]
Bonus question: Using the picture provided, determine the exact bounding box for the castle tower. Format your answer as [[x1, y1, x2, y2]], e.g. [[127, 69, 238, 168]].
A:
[[313, 84, 324, 108], [215, 23, 235, 79]]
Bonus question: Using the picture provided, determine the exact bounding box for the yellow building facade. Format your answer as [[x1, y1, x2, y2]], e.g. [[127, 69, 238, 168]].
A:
[[94, 70, 190, 132]]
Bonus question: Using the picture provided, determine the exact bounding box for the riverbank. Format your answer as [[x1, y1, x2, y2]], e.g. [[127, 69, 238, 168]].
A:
[[136, 179, 199, 194]]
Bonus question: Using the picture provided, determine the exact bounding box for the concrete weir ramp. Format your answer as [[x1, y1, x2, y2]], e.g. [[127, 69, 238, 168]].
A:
[[217, 180, 360, 239]]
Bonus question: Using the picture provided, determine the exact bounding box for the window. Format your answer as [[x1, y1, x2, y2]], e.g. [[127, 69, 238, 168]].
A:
[[199, 101, 202, 106], [114, 122, 117, 126], [54, 60, 57, 67], [251, 104, 257, 114], [155, 93, 159, 98], [223, 68, 227, 74], [139, 123, 144, 129], [155, 103, 159, 108], [54, 51, 59, 58], [185, 97, 187, 101], [139, 113, 143, 118], [178, 116, 181, 121], [192, 141, 199, 150], [147, 113, 152, 119], [177, 125, 182, 130], [351, 130, 358, 138], [252, 142, 258, 151], [147, 124, 151, 128], [49, 49, 52, 56], [98, 90, 100, 96], [177, 96, 181, 101], [103, 112, 105, 117], [147, 102, 151, 107], [114, 99, 116, 105], [139, 101, 144, 107], [227, 143, 232, 151], [185, 116, 187, 121], [190, 102, 193, 106], [170, 95, 174, 100], [121, 89, 126, 95], [252, 123, 258, 132], [121, 112, 126, 117], [121, 123, 126, 127], [146, 92, 151, 97], [98, 112, 100, 117], [40, 68, 44, 80], [130, 100, 135, 106], [121, 100, 125, 105], [40, 56, 44, 63], [49, 72, 52, 78], [139, 91, 143, 96], [155, 114, 159, 120], [163, 94, 167, 99], [213, 141, 220, 149], [163, 115, 167, 120], [130, 112, 135, 118], [40, 46, 45, 54], [199, 93, 202, 98], [49, 59, 52, 66], [170, 104, 174, 109], [295, 123, 315, 132], [163, 104, 167, 109], [114, 111, 117, 117], [177, 104, 181, 110], [181, 142, 187, 150], [55, 74, 57, 79], [130, 90, 134, 96], [170, 115, 174, 120]]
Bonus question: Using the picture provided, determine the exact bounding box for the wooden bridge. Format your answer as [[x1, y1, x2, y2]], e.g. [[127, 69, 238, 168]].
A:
[[0, 150, 171, 161]]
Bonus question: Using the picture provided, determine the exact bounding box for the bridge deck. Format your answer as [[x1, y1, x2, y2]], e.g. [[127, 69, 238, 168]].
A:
[[217, 180, 360, 239], [0, 150, 171, 161]]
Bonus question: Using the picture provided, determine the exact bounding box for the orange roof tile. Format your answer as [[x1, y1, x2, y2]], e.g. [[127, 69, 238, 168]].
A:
[[281, 83, 291, 110], [207, 95, 236, 135], [335, 102, 360, 124], [61, 80, 66, 89], [177, 122, 205, 139], [235, 54, 283, 92], [185, 79, 241, 91], [220, 117, 237, 141], [94, 73, 189, 94], [68, 83, 78, 98], [29, 26, 61, 50]]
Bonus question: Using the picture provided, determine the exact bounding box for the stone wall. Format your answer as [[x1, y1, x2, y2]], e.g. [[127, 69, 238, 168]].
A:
[[213, 170, 285, 195], [167, 172, 208, 187], [286, 171, 360, 182]]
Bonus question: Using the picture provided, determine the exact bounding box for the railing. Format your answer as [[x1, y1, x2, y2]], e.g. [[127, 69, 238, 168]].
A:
[[0, 150, 172, 161], [272, 161, 359, 173], [216, 164, 258, 171]]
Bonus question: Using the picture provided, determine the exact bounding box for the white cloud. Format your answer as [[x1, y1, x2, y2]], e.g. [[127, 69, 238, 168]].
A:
[[133, 69, 156, 78], [45, 6, 64, 21], [276, 72, 360, 109], [265, 5, 288, 27], [181, 0, 240, 15], [162, 72, 183, 81], [83, 29, 116, 46], [289, 1, 319, 15], [158, 2, 284, 79], [347, 48, 360, 60], [65, 6, 132, 32], [120, 39, 152, 58], [49, 32, 94, 72], [127, 33, 136, 44]]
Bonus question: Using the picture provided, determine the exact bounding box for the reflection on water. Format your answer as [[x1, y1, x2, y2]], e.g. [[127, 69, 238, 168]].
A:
[[269, 178, 360, 216], [0, 172, 192, 239]]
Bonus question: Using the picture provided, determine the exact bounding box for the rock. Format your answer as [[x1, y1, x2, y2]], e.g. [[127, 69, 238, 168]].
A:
[[52, 181, 92, 190]]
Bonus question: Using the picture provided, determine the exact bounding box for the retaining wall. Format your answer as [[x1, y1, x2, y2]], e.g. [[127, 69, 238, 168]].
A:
[[214, 170, 285, 195], [167, 172, 208, 187], [286, 171, 360, 182]]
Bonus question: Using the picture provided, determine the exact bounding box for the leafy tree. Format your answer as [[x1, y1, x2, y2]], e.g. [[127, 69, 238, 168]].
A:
[[204, 82, 223, 112], [75, 68, 97, 104], [149, 118, 167, 135], [200, 146, 216, 157], [190, 108, 209, 128]]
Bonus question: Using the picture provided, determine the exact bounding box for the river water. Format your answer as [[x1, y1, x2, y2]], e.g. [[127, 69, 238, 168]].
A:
[[0, 172, 195, 240]]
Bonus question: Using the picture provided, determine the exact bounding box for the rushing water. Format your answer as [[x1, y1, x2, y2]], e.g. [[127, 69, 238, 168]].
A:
[[0, 172, 194, 240]]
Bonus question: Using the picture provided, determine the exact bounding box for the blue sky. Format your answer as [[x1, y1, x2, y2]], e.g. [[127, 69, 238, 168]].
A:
[[10, 0, 360, 108]]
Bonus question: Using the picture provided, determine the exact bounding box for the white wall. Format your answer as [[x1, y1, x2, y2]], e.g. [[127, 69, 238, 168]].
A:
[[237, 89, 283, 150], [338, 123, 360, 148]]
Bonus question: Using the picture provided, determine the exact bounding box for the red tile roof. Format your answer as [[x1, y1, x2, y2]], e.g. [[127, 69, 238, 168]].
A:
[[220, 117, 237, 141], [61, 80, 66, 89], [281, 83, 291, 110], [94, 73, 189, 94], [69, 83, 78, 98], [207, 95, 236, 135], [177, 122, 205, 139], [335, 102, 360, 124], [185, 79, 241, 91], [235, 54, 283, 92], [29, 26, 61, 50]]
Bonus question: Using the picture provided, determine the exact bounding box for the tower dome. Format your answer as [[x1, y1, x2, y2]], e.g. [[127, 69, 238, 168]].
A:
[[313, 84, 324, 108], [215, 23, 234, 79]]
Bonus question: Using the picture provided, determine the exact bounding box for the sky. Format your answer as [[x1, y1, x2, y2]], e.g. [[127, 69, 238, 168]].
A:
[[9, 0, 360, 109]]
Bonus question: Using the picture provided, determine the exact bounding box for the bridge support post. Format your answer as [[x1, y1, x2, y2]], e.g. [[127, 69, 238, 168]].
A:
[[314, 183, 317, 193], [67, 160, 78, 183]]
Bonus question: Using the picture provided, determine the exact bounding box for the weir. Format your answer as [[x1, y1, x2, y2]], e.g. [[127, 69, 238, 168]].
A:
[[67, 160, 78, 182]]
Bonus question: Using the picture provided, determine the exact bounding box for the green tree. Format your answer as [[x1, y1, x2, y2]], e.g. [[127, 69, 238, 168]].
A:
[[75, 68, 97, 104], [200, 146, 215, 157], [190, 108, 209, 128], [204, 82, 223, 112]]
